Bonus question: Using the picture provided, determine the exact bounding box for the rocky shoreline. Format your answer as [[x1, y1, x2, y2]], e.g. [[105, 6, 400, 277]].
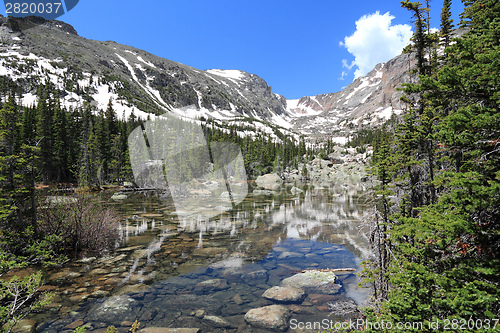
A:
[[254, 145, 373, 192]]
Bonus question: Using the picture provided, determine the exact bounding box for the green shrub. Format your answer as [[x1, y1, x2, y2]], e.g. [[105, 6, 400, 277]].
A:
[[0, 255, 53, 333]]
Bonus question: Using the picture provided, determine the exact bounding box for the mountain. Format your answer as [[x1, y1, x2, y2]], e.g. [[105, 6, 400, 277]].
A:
[[287, 53, 415, 142], [0, 16, 291, 130], [0, 15, 420, 142]]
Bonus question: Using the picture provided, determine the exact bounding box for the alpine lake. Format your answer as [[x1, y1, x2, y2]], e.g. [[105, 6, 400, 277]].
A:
[[19, 181, 373, 333]]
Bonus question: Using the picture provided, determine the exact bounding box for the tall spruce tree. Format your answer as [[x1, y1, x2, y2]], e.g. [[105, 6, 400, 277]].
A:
[[440, 0, 454, 49], [35, 87, 53, 184]]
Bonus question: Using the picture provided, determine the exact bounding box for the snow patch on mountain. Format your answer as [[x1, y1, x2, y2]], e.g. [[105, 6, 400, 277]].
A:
[[115, 53, 170, 111], [137, 56, 156, 68], [206, 69, 245, 81], [286, 98, 323, 117]]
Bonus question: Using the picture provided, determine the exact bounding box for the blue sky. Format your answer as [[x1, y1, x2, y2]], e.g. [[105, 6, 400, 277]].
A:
[[3, 0, 463, 99]]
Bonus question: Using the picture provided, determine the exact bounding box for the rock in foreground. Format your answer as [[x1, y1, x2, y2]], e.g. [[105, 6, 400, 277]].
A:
[[262, 286, 306, 303], [280, 270, 341, 295], [244, 304, 291, 331]]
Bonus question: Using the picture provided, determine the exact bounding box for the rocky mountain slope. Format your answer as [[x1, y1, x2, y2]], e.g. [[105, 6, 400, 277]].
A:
[[0, 16, 290, 129], [287, 53, 415, 141], [0, 15, 420, 142]]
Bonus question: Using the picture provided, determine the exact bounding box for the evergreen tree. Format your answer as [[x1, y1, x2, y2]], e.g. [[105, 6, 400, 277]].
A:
[[51, 99, 68, 182], [0, 94, 25, 228], [440, 0, 454, 49], [35, 87, 53, 184], [21, 105, 36, 144]]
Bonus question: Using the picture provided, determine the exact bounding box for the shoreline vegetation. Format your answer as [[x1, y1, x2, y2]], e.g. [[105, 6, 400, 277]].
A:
[[349, 1, 500, 332]]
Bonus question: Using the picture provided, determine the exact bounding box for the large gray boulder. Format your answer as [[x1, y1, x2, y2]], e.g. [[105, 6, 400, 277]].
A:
[[279, 270, 341, 295], [244, 304, 291, 331], [262, 286, 306, 303], [255, 173, 283, 190]]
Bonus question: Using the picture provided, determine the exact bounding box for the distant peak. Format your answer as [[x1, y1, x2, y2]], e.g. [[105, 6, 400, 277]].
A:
[[0, 15, 78, 35]]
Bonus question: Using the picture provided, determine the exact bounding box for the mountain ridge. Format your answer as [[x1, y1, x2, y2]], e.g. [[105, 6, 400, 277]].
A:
[[0, 15, 416, 142]]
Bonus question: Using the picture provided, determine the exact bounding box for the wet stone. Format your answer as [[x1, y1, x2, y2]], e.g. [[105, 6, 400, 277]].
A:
[[194, 278, 229, 293], [115, 283, 150, 295], [262, 286, 306, 303], [280, 271, 341, 295], [233, 294, 244, 305], [278, 251, 304, 259], [64, 319, 84, 329], [89, 268, 109, 276], [90, 289, 110, 298], [69, 293, 89, 303], [222, 304, 244, 316], [140, 308, 158, 321], [13, 319, 37, 332], [76, 257, 96, 263], [242, 269, 268, 286], [48, 271, 82, 284], [87, 295, 138, 323], [244, 304, 291, 331], [219, 267, 242, 282], [192, 247, 227, 257], [273, 246, 288, 252], [192, 309, 206, 319], [203, 315, 236, 328], [288, 304, 316, 315]]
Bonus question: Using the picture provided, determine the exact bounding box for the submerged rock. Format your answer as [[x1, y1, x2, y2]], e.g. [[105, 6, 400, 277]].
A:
[[87, 295, 138, 323], [277, 251, 304, 259], [203, 315, 236, 328], [242, 269, 268, 286], [244, 304, 291, 331], [48, 270, 81, 284], [13, 319, 37, 333], [192, 247, 226, 257], [194, 279, 229, 293]]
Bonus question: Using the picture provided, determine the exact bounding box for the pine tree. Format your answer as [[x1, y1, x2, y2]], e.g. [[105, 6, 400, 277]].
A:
[[35, 87, 53, 184], [0, 94, 24, 228], [51, 99, 68, 182], [440, 0, 454, 49], [21, 105, 36, 144]]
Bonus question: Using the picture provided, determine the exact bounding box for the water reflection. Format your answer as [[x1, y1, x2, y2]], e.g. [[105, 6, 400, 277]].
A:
[[38, 183, 371, 332]]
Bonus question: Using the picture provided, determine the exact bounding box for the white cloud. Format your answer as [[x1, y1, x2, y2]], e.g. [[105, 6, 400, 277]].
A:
[[341, 11, 413, 79]]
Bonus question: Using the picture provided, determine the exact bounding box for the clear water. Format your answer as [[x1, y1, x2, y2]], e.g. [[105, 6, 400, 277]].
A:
[[33, 182, 371, 332]]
